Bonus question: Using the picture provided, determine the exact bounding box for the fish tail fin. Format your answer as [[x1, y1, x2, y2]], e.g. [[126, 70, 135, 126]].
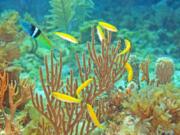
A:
[[37, 34, 52, 49], [40, 33, 53, 47]]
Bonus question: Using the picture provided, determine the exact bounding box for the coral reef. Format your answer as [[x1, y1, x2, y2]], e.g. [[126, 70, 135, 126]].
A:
[[103, 40, 179, 134], [155, 57, 174, 84], [0, 1, 180, 134], [105, 83, 180, 135], [140, 57, 151, 85], [104, 55, 179, 134], [30, 29, 130, 135], [123, 84, 180, 134]]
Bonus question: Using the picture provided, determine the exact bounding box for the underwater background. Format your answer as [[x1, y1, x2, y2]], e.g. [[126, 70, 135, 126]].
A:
[[0, 0, 179, 134]]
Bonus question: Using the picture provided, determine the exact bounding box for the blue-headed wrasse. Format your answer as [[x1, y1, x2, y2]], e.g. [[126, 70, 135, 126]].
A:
[[54, 32, 79, 44], [98, 21, 118, 32], [20, 21, 52, 49]]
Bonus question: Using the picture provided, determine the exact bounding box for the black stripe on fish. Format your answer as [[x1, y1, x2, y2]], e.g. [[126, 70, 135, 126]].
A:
[[30, 24, 41, 38]]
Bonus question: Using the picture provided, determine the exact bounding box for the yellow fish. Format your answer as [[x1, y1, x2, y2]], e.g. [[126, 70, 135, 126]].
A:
[[125, 62, 133, 82], [98, 21, 118, 32], [76, 78, 93, 98], [96, 25, 105, 42], [54, 32, 79, 44], [119, 39, 131, 55], [86, 104, 104, 129], [52, 92, 81, 103]]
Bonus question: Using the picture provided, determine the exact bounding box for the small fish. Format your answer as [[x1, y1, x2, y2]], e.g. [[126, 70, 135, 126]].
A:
[[119, 39, 131, 55], [76, 78, 93, 98], [52, 92, 81, 103], [98, 21, 118, 32], [96, 25, 105, 42], [125, 62, 133, 82], [54, 32, 79, 44], [114, 39, 131, 63], [20, 21, 52, 49], [86, 103, 104, 129]]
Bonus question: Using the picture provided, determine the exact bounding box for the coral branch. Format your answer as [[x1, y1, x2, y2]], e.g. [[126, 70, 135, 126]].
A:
[[87, 28, 129, 99], [0, 71, 8, 109], [140, 58, 150, 84], [31, 28, 130, 135]]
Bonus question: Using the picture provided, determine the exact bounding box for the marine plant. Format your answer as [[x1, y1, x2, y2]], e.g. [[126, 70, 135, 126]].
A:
[[45, 0, 94, 32], [104, 53, 179, 134], [30, 28, 130, 135]]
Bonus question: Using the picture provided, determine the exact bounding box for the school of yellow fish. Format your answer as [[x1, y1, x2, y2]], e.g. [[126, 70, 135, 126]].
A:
[[50, 21, 133, 129]]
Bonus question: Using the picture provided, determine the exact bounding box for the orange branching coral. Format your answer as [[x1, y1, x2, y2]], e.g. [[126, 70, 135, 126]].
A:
[[31, 29, 129, 135], [0, 70, 34, 134], [31, 51, 102, 135], [0, 72, 9, 109], [140, 58, 150, 85], [87, 29, 129, 98], [4, 79, 33, 135]]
